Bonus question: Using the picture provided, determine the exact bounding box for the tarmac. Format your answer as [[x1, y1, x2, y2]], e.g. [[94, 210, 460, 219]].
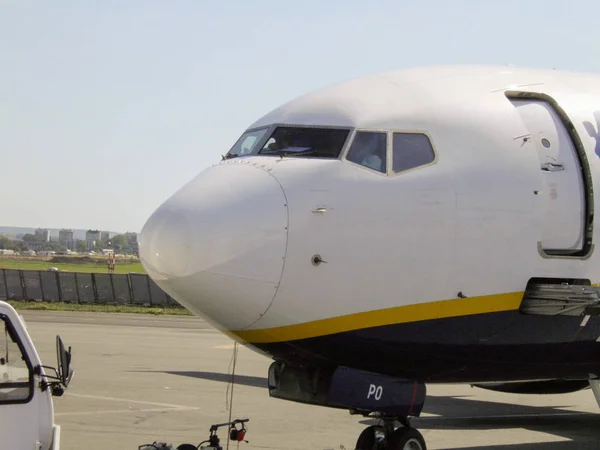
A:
[[20, 310, 600, 450]]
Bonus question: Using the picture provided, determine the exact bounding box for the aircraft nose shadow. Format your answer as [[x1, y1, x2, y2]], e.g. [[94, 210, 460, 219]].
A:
[[419, 414, 600, 449], [152, 370, 600, 449], [412, 395, 600, 450], [438, 443, 596, 450], [135, 370, 269, 389]]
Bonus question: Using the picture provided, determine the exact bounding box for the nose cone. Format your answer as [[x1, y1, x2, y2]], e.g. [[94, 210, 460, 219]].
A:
[[139, 161, 288, 331]]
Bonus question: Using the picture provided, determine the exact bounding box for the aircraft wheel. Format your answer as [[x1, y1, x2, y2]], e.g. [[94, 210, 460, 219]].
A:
[[355, 425, 386, 450], [387, 427, 426, 450]]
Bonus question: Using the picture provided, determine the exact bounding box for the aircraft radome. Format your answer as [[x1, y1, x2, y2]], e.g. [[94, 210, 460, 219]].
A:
[[139, 65, 600, 450]]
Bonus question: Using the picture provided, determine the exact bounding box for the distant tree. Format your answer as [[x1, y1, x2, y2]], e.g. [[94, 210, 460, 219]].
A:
[[22, 234, 38, 242], [124, 232, 138, 255], [75, 240, 87, 253], [94, 239, 110, 251], [124, 232, 137, 241], [109, 234, 128, 250], [0, 236, 18, 250]]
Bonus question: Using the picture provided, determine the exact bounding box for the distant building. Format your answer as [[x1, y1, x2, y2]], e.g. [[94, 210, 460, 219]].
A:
[[86, 229, 102, 241], [35, 228, 50, 242], [59, 229, 75, 249], [25, 242, 46, 251], [0, 249, 15, 256], [85, 229, 102, 251]]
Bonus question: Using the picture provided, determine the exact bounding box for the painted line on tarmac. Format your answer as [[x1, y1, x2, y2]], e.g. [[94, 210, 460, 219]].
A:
[[69, 392, 200, 409], [56, 406, 199, 417]]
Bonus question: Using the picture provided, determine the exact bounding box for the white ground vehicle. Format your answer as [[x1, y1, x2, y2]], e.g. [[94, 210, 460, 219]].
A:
[[0, 300, 73, 450]]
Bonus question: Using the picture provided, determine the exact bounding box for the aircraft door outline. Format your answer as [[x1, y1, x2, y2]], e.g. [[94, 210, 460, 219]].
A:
[[507, 91, 594, 258]]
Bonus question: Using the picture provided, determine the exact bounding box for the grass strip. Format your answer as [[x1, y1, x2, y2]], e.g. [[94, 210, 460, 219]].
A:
[[6, 300, 192, 316]]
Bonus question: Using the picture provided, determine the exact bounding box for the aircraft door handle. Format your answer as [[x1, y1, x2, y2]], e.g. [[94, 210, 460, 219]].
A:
[[541, 162, 564, 172]]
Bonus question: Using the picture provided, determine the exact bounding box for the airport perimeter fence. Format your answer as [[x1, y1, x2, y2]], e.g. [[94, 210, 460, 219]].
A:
[[0, 268, 182, 308]]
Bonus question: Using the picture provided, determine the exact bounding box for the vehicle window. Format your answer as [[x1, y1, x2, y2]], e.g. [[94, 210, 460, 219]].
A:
[[225, 127, 269, 159], [0, 317, 32, 403], [345, 131, 387, 173], [258, 126, 350, 158], [393, 133, 435, 173]]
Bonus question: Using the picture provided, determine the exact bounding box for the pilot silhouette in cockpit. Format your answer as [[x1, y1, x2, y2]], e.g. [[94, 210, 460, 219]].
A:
[[347, 132, 386, 173]]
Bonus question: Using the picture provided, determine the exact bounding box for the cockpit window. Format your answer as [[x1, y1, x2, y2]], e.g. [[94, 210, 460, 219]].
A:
[[392, 133, 435, 173], [225, 128, 269, 159], [258, 126, 350, 158], [345, 131, 387, 173]]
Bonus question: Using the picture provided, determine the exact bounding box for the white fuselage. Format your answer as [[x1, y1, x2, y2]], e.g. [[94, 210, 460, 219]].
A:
[[139, 66, 600, 381]]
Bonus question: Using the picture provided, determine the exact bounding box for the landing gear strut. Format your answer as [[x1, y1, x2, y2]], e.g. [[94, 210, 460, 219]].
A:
[[354, 414, 426, 450]]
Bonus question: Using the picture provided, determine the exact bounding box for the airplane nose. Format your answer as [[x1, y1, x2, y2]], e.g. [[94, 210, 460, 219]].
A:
[[138, 208, 194, 280], [139, 161, 288, 331]]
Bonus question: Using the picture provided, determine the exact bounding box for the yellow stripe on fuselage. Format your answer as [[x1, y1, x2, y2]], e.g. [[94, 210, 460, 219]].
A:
[[231, 291, 524, 344]]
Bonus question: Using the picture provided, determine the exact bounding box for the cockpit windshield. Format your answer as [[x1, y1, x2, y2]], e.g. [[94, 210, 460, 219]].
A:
[[225, 126, 350, 160], [225, 128, 269, 159], [259, 127, 350, 158]]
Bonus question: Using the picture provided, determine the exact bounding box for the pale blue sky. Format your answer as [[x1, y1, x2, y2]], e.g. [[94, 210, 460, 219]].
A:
[[2, 0, 599, 233]]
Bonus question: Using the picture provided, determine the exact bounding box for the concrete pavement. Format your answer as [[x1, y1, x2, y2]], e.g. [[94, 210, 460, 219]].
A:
[[19, 310, 600, 450]]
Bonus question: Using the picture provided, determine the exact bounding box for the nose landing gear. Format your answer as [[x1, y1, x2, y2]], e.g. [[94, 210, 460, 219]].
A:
[[266, 362, 427, 449], [354, 416, 426, 450]]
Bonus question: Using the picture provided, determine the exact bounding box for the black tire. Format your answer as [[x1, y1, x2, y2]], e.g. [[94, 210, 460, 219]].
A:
[[387, 427, 426, 450], [177, 445, 198, 450], [355, 425, 386, 450]]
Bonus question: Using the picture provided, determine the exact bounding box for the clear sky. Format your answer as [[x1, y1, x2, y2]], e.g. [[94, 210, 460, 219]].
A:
[[2, 0, 600, 233]]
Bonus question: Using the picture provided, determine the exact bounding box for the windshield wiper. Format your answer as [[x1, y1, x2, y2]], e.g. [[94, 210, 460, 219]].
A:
[[261, 148, 317, 157]]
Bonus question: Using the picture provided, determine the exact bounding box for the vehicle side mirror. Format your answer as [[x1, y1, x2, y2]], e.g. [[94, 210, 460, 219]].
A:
[[56, 335, 73, 388]]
